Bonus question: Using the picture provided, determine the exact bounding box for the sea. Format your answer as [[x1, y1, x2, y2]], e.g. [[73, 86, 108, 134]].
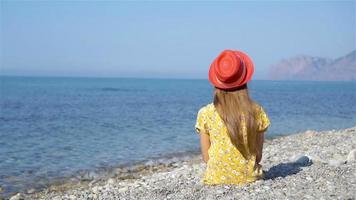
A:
[[0, 76, 355, 196]]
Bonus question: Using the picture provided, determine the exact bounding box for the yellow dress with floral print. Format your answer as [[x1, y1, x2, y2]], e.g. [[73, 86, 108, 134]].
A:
[[195, 103, 270, 185]]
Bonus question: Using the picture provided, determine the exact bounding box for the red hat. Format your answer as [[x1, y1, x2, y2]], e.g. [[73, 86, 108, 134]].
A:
[[209, 50, 254, 90]]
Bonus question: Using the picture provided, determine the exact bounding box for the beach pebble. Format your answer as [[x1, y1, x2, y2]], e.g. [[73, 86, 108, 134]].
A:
[[81, 171, 98, 180], [118, 186, 128, 193], [107, 178, 116, 185], [294, 155, 312, 165], [328, 159, 345, 167], [92, 186, 100, 194], [308, 155, 323, 163], [91, 194, 99, 199], [346, 149, 356, 163], [216, 189, 224, 194], [9, 193, 24, 200], [26, 188, 36, 194], [167, 193, 174, 199]]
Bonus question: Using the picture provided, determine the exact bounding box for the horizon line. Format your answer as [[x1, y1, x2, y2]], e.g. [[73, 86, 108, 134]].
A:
[[1, 74, 355, 82]]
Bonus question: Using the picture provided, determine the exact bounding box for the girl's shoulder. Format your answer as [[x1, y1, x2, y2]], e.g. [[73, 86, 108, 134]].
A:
[[197, 103, 215, 114], [252, 102, 271, 132], [252, 102, 265, 113]]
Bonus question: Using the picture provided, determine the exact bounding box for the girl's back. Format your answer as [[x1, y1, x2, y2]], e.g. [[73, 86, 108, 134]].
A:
[[195, 102, 270, 185]]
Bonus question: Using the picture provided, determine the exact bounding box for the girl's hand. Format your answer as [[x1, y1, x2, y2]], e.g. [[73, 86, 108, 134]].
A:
[[254, 163, 262, 171], [254, 163, 262, 169], [253, 163, 263, 177], [199, 129, 211, 163]]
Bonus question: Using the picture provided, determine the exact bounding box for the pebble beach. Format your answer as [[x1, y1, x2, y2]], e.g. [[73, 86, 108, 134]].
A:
[[5, 126, 356, 200]]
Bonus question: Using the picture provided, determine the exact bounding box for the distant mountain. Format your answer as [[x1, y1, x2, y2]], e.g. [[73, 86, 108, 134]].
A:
[[269, 50, 356, 81]]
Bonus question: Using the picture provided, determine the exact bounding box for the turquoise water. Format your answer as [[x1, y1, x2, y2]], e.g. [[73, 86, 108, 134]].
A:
[[0, 76, 355, 195]]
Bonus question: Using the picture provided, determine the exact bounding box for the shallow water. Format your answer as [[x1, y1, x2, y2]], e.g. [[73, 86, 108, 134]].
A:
[[0, 76, 355, 195]]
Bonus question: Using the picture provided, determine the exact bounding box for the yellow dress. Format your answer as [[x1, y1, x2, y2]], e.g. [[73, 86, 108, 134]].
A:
[[195, 103, 270, 185]]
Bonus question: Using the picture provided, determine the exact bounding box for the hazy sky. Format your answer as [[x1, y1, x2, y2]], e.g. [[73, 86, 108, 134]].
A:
[[1, 1, 355, 79]]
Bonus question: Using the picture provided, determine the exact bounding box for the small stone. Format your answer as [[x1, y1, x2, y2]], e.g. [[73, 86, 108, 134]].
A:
[[292, 155, 312, 165], [9, 193, 24, 200], [92, 186, 100, 194], [346, 149, 356, 163], [216, 189, 224, 194], [308, 155, 323, 163], [328, 159, 345, 167], [52, 196, 61, 200], [92, 194, 99, 199], [118, 186, 128, 193], [303, 194, 314, 199], [68, 194, 76, 200], [107, 178, 115, 185], [89, 180, 99, 186], [263, 186, 270, 190], [81, 171, 98, 180], [26, 188, 36, 194]]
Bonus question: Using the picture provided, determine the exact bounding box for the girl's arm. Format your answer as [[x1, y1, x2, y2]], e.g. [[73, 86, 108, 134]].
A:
[[199, 129, 211, 163], [255, 105, 270, 166], [256, 131, 265, 164]]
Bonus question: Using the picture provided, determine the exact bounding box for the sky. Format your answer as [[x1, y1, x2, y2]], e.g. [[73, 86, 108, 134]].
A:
[[0, 1, 355, 79]]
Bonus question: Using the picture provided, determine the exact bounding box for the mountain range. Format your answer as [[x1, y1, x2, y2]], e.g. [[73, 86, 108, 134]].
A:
[[268, 50, 356, 81]]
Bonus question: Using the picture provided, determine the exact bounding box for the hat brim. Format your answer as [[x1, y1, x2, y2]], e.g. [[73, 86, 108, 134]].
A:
[[209, 50, 254, 90]]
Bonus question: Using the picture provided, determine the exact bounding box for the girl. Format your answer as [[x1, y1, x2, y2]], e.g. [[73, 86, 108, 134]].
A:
[[195, 50, 270, 185]]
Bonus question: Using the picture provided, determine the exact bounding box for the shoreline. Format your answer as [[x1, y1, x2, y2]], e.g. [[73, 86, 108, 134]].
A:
[[1, 150, 202, 199], [0, 130, 283, 198], [0, 132, 287, 198], [4, 126, 356, 199], [0, 131, 318, 198]]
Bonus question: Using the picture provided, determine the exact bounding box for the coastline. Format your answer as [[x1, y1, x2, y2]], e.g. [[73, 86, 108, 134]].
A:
[[5, 126, 356, 200]]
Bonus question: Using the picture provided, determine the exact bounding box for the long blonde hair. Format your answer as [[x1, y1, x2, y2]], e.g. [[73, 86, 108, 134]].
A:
[[213, 84, 258, 159]]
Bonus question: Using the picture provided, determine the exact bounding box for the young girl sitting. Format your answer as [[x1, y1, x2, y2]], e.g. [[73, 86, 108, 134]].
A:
[[195, 49, 270, 185]]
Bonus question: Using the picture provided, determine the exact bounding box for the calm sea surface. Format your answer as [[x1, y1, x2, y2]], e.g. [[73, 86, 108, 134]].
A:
[[0, 76, 355, 195]]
